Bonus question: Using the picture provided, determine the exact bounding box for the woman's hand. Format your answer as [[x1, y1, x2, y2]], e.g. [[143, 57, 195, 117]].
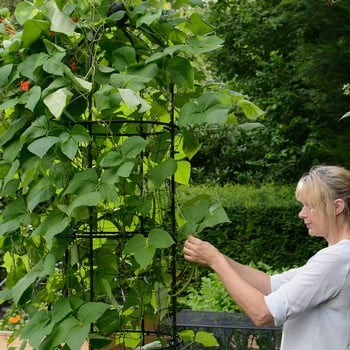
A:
[[183, 235, 222, 268]]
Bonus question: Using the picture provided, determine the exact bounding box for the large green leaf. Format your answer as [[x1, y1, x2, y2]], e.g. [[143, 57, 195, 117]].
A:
[[27, 136, 59, 158], [237, 99, 265, 120], [14, 1, 34, 25], [11, 253, 56, 304], [120, 135, 148, 158], [167, 56, 194, 89], [147, 158, 177, 189], [63, 168, 99, 195], [195, 331, 219, 347], [26, 176, 55, 212], [119, 88, 151, 112], [124, 234, 156, 269], [25, 85, 42, 112], [32, 210, 71, 248], [0, 218, 20, 236], [61, 191, 101, 216], [148, 228, 174, 249], [112, 46, 137, 71], [46, 0, 76, 36], [181, 195, 211, 223], [100, 150, 123, 168], [21, 310, 54, 349], [0, 64, 13, 88], [182, 128, 201, 160], [43, 57, 64, 76], [186, 13, 213, 35], [51, 299, 73, 323], [175, 160, 191, 185], [43, 87, 73, 119], [185, 35, 224, 54], [22, 19, 51, 48], [59, 131, 78, 160], [77, 302, 109, 323], [198, 204, 231, 232], [178, 92, 230, 127]]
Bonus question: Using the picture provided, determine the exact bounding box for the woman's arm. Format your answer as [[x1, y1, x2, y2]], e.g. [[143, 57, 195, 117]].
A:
[[224, 256, 272, 295], [183, 235, 274, 326]]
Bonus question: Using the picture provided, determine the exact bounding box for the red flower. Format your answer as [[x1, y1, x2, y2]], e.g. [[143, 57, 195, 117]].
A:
[[69, 61, 77, 71], [20, 80, 31, 91], [71, 17, 78, 23]]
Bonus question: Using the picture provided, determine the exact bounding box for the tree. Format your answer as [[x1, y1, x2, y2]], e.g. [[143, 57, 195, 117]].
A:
[[196, 0, 350, 184]]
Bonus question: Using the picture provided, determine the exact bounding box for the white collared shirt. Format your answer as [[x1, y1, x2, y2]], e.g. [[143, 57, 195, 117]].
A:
[[264, 240, 350, 350]]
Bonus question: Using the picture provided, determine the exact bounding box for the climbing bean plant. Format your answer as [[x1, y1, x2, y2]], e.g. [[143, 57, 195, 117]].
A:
[[0, 0, 263, 349]]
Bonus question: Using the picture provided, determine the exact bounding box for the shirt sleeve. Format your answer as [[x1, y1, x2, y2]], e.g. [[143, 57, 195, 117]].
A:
[[264, 247, 349, 326]]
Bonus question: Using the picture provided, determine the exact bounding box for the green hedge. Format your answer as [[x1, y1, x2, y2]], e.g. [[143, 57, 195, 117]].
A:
[[177, 184, 326, 269]]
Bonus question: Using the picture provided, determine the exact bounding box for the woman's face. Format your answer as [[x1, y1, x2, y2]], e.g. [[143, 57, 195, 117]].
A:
[[298, 203, 328, 238]]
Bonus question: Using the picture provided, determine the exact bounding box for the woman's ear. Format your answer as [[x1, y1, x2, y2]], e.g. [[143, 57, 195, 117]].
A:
[[334, 199, 346, 215]]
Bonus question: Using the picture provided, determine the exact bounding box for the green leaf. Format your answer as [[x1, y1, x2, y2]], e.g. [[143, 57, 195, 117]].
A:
[[237, 99, 265, 120], [27, 176, 55, 212], [178, 330, 195, 342], [0, 218, 20, 236], [44, 87, 73, 119], [111, 73, 151, 91], [147, 158, 177, 189], [51, 299, 73, 323], [0, 117, 26, 146], [77, 302, 109, 323], [186, 13, 213, 35], [167, 56, 194, 89], [340, 111, 350, 120], [124, 234, 156, 269], [14, 2, 34, 25], [116, 162, 135, 177], [94, 85, 121, 112], [63, 168, 99, 195], [43, 38, 66, 60], [182, 195, 211, 223], [12, 254, 56, 304], [238, 122, 264, 131], [46, 0, 76, 36], [59, 131, 78, 159], [120, 136, 148, 158], [22, 19, 50, 48], [124, 234, 146, 254], [100, 150, 123, 168], [71, 124, 91, 143], [22, 115, 49, 140], [63, 191, 101, 216], [148, 228, 174, 249], [198, 204, 231, 232], [43, 57, 64, 76], [21, 310, 53, 349], [195, 331, 219, 347], [186, 35, 224, 54], [27, 136, 59, 158], [175, 160, 191, 185], [182, 128, 201, 160], [32, 210, 71, 248], [112, 46, 137, 71], [0, 64, 13, 88], [25, 85, 41, 112], [119, 88, 151, 112], [178, 93, 230, 127]]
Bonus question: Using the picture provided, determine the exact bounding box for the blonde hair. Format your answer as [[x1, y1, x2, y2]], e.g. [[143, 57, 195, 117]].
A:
[[295, 165, 350, 231]]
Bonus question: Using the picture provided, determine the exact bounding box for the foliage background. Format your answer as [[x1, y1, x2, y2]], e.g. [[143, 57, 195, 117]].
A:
[[190, 0, 350, 185]]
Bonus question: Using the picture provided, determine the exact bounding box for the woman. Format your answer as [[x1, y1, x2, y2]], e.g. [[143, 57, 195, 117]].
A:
[[183, 165, 350, 350]]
